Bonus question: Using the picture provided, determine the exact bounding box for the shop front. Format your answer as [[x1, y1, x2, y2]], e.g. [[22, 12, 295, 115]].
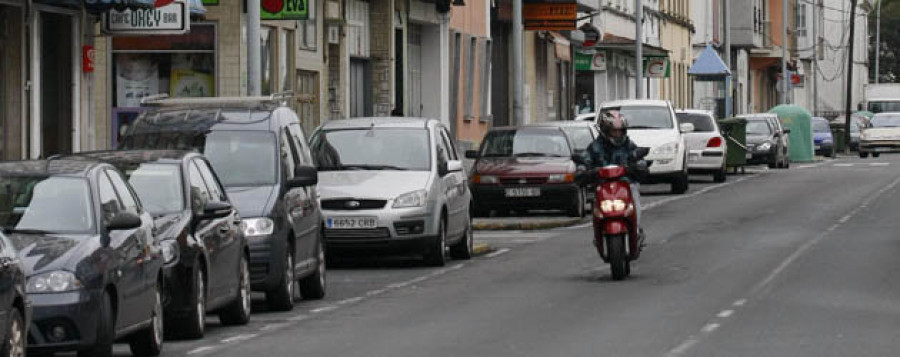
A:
[[109, 24, 217, 147]]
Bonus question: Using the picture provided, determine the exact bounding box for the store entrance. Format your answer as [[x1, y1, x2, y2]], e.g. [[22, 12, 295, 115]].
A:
[[40, 12, 74, 157]]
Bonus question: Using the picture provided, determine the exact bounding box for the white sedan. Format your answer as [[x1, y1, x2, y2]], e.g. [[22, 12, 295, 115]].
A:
[[676, 109, 727, 182]]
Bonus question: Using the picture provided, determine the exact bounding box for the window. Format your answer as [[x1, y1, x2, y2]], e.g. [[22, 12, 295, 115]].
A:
[[297, 0, 317, 51], [439, 128, 458, 160], [480, 40, 492, 122], [188, 162, 211, 213], [280, 129, 298, 180], [436, 131, 450, 167], [204, 131, 278, 187], [464, 36, 477, 120], [4, 177, 94, 234], [289, 124, 313, 165], [194, 160, 226, 202], [126, 164, 184, 214], [312, 128, 431, 171], [797, 4, 807, 37], [106, 170, 139, 213], [98, 174, 122, 224]]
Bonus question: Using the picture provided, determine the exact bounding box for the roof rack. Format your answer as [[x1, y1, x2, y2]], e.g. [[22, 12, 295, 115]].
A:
[[139, 91, 296, 108]]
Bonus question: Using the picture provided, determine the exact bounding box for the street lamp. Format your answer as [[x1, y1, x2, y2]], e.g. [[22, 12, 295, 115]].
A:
[[876, 0, 882, 84]]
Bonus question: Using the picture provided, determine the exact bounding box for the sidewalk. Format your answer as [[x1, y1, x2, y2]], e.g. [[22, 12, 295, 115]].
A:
[[473, 216, 588, 231]]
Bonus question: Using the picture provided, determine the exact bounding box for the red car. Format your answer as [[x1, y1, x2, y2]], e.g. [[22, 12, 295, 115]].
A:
[[466, 126, 585, 217]]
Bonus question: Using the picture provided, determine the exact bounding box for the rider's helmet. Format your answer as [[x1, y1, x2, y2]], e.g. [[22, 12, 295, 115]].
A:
[[599, 110, 628, 147]]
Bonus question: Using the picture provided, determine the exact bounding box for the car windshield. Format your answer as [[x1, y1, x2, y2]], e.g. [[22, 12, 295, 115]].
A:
[[871, 115, 900, 128], [601, 106, 674, 129], [868, 101, 900, 114], [124, 164, 184, 214], [480, 130, 571, 158], [560, 127, 595, 152], [746, 120, 772, 135], [204, 131, 278, 187], [676, 113, 717, 132], [312, 128, 431, 171], [812, 120, 831, 133], [0, 176, 94, 234]]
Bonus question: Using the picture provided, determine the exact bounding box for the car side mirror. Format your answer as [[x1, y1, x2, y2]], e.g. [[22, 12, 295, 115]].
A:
[[288, 166, 319, 188], [679, 123, 695, 133], [634, 147, 650, 159], [465, 150, 480, 159], [107, 212, 142, 231], [447, 160, 463, 173], [199, 201, 233, 220]]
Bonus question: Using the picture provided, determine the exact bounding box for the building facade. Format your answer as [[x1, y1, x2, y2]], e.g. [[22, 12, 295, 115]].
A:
[[658, 0, 693, 109]]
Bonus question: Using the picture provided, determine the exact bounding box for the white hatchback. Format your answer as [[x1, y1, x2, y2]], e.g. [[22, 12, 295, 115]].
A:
[[676, 110, 727, 182], [596, 100, 694, 194]]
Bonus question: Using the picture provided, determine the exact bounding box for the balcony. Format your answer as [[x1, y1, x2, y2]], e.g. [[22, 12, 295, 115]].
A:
[[729, 1, 764, 48]]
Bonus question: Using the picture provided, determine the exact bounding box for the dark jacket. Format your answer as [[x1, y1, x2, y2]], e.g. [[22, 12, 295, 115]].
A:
[[579, 135, 647, 181]]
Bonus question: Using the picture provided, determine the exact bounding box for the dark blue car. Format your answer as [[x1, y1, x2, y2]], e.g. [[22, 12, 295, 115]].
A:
[[812, 117, 835, 158]]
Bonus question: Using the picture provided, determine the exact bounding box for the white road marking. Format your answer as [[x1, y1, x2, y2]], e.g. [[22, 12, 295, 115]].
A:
[[870, 162, 890, 167], [311, 306, 338, 314], [665, 338, 699, 357], [486, 248, 511, 258], [839, 214, 852, 223], [288, 314, 310, 321], [188, 346, 216, 355], [733, 299, 747, 307], [717, 310, 735, 318], [366, 289, 387, 296], [701, 323, 721, 333], [221, 334, 258, 344], [834, 163, 854, 167], [260, 323, 291, 331], [337, 297, 364, 305]]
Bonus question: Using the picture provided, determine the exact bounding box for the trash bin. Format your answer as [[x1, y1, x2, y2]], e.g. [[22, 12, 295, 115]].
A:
[[718, 117, 748, 170], [830, 122, 846, 153], [769, 105, 814, 163]]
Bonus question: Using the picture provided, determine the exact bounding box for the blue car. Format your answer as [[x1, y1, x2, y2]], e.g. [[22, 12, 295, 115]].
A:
[[812, 117, 835, 157]]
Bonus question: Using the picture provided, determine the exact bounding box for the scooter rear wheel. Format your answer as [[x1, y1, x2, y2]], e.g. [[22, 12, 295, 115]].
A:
[[608, 235, 627, 281]]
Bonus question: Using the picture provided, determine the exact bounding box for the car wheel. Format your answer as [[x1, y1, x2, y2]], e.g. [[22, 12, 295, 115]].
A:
[[129, 284, 164, 357], [299, 236, 326, 300], [449, 215, 474, 260], [567, 189, 585, 217], [1, 307, 25, 357], [671, 173, 689, 194], [220, 254, 252, 325], [873, 153, 881, 158], [171, 266, 205, 339], [713, 165, 727, 183], [860, 152, 869, 158], [266, 247, 295, 311], [423, 217, 447, 267], [78, 292, 114, 357], [472, 206, 490, 218]]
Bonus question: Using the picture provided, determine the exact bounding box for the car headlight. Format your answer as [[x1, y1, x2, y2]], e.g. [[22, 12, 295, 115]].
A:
[[161, 239, 178, 264], [241, 218, 275, 238], [474, 175, 498, 184], [651, 142, 678, 157], [547, 173, 574, 183], [757, 142, 772, 151], [393, 190, 428, 208], [27, 271, 82, 294]]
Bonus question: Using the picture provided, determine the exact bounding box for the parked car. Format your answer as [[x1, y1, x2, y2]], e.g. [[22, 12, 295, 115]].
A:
[[859, 112, 900, 158], [597, 100, 693, 194], [528, 121, 599, 154], [575, 112, 596, 121], [676, 109, 728, 182], [68, 150, 251, 339], [0, 232, 28, 357], [0, 159, 163, 356], [120, 95, 325, 312], [310, 118, 473, 266], [812, 117, 835, 158], [466, 126, 585, 217], [738, 113, 791, 168]]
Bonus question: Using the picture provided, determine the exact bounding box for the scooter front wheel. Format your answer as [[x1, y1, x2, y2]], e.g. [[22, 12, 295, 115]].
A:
[[608, 234, 628, 280]]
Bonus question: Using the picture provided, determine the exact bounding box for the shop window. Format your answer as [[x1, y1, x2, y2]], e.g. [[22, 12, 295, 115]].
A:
[[297, 0, 317, 51], [111, 23, 217, 148]]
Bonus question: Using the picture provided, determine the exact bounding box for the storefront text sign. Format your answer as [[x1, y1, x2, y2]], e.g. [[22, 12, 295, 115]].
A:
[[82, 46, 95, 73], [644, 57, 670, 78], [103, 0, 189, 35], [523, 3, 576, 31], [575, 51, 606, 72], [261, 0, 309, 20]]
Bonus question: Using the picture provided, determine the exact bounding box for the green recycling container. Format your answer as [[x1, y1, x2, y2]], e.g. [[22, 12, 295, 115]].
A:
[[769, 105, 815, 163], [829, 122, 846, 153], [718, 117, 748, 168]]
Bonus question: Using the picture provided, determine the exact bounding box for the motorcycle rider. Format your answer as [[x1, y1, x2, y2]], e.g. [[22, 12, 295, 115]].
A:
[[579, 110, 648, 232]]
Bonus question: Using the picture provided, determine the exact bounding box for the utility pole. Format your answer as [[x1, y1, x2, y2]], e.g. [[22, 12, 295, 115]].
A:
[[635, 0, 644, 99], [781, 0, 789, 104], [845, 0, 858, 153], [513, 0, 524, 125], [724, 0, 732, 117], [248, 0, 261, 96], [875, 0, 882, 84], [812, 0, 818, 116]]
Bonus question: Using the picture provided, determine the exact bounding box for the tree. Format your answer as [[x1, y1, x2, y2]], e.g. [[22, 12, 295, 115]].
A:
[[870, 0, 900, 82]]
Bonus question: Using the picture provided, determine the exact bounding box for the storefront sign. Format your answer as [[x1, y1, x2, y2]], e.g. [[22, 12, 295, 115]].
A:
[[580, 23, 601, 47], [261, 0, 309, 20], [644, 56, 670, 78], [82, 46, 95, 73], [103, 0, 190, 35], [575, 51, 606, 71], [523, 3, 576, 31]]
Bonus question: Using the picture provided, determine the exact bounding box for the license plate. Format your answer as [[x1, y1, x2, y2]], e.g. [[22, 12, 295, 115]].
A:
[[326, 217, 377, 229], [505, 187, 541, 198]]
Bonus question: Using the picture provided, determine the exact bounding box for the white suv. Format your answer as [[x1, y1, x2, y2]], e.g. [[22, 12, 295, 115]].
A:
[[596, 100, 694, 194]]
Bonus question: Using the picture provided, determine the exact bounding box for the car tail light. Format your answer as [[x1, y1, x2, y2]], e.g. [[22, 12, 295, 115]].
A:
[[707, 137, 723, 148]]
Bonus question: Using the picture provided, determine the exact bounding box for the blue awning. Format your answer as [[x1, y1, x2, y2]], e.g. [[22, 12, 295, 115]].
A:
[[688, 44, 731, 80]]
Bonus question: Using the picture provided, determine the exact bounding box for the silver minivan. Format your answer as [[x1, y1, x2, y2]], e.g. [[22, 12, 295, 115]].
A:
[[310, 118, 473, 266]]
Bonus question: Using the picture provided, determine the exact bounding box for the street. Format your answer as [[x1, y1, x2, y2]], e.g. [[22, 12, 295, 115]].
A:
[[140, 155, 900, 357]]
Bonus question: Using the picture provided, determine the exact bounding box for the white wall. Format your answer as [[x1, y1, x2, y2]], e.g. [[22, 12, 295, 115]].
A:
[[420, 21, 449, 124]]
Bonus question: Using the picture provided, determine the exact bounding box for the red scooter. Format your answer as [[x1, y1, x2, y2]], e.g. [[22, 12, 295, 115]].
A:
[[591, 162, 647, 280]]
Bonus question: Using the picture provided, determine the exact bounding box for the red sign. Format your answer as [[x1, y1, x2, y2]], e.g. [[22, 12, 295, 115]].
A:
[[523, 3, 577, 31], [82, 46, 95, 73]]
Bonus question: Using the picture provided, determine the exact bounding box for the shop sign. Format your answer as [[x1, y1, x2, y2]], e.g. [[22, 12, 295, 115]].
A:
[[644, 56, 670, 78], [103, 0, 189, 35], [580, 23, 601, 47], [523, 3, 576, 31], [575, 51, 606, 72], [82, 46, 95, 73], [261, 0, 309, 20]]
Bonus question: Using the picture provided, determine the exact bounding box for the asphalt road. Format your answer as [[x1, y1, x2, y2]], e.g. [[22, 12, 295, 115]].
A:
[[121, 156, 900, 357]]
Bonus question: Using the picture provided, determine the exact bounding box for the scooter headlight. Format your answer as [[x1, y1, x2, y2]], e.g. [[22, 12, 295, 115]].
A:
[[599, 199, 627, 213]]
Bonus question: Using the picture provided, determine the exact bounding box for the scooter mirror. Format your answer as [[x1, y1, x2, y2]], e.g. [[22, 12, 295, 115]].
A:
[[634, 147, 650, 159]]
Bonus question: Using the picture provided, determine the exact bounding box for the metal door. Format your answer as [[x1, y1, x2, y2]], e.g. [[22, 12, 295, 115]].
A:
[[350, 59, 371, 117]]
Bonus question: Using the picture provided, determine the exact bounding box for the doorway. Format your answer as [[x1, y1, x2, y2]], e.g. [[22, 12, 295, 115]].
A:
[[38, 12, 75, 157], [349, 58, 371, 117], [407, 24, 423, 117]]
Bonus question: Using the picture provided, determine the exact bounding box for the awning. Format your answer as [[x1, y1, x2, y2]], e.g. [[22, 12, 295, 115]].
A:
[[550, 32, 571, 62], [688, 44, 731, 81], [588, 34, 669, 57]]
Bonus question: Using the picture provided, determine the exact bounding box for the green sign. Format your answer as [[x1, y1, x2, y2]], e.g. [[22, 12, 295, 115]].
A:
[[261, 0, 308, 20], [643, 56, 670, 78], [202, 0, 217, 5], [575, 51, 592, 71]]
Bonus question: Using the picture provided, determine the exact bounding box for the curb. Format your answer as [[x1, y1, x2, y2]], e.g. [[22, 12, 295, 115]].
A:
[[472, 243, 492, 256], [473, 218, 587, 231]]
